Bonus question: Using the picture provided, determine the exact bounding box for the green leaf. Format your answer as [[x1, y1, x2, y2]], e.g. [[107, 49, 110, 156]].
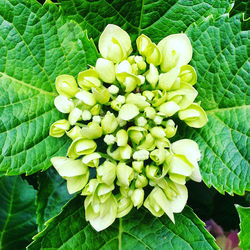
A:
[[36, 167, 73, 231], [180, 14, 250, 195], [0, 176, 37, 249], [230, 0, 250, 19], [0, 0, 99, 175], [28, 196, 218, 250], [58, 0, 232, 43], [236, 205, 250, 249]]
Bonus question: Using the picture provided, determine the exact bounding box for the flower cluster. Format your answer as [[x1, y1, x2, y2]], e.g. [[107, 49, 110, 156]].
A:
[[50, 24, 208, 231]]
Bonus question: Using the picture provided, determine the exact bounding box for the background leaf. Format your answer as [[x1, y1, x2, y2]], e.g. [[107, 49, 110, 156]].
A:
[[236, 205, 250, 249], [0, 176, 37, 250], [0, 0, 99, 175], [28, 196, 218, 250], [230, 0, 250, 19], [36, 167, 73, 231]]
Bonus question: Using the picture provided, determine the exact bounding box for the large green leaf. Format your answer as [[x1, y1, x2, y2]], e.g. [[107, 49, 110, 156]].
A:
[[58, 0, 249, 195], [182, 14, 250, 195], [58, 0, 232, 43], [36, 167, 73, 231], [0, 176, 37, 249], [236, 205, 250, 249], [28, 196, 218, 250], [0, 0, 99, 175]]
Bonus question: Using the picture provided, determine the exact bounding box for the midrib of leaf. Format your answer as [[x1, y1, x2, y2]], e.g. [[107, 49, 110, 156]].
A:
[[0, 177, 17, 249], [0, 72, 56, 97]]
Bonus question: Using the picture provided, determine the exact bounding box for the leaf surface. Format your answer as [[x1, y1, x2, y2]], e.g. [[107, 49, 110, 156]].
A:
[[36, 167, 73, 231], [0, 176, 37, 249], [0, 0, 99, 175], [28, 196, 218, 250], [236, 205, 250, 249]]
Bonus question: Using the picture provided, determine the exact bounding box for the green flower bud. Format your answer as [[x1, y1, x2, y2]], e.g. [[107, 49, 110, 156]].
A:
[[90, 104, 101, 116], [101, 111, 118, 134], [150, 147, 166, 165], [117, 73, 141, 92], [131, 189, 144, 208], [150, 126, 166, 138], [55, 74, 78, 98], [82, 152, 101, 168], [75, 90, 96, 106], [107, 145, 121, 161], [67, 138, 97, 159], [104, 134, 116, 145], [165, 119, 177, 138], [131, 63, 139, 75], [127, 55, 135, 64], [128, 126, 146, 145], [50, 119, 70, 137], [145, 162, 168, 181], [126, 93, 150, 111], [92, 115, 101, 123], [178, 103, 208, 128], [136, 34, 153, 57], [82, 110, 92, 121], [85, 193, 117, 231], [144, 106, 156, 119], [68, 107, 82, 125], [143, 90, 154, 101], [111, 95, 125, 111], [81, 122, 103, 139], [167, 83, 197, 110], [135, 116, 147, 127], [66, 125, 83, 140], [97, 161, 116, 186], [77, 69, 101, 90], [151, 90, 168, 107], [92, 86, 110, 104], [134, 56, 147, 71], [116, 129, 128, 146], [171, 139, 202, 182], [97, 183, 115, 203], [179, 65, 197, 85], [158, 34, 192, 72], [137, 75, 146, 85], [154, 115, 163, 125], [158, 67, 180, 91], [132, 161, 144, 173], [51, 157, 89, 194], [155, 138, 171, 148], [119, 103, 139, 121], [99, 24, 132, 63], [54, 95, 74, 114], [158, 101, 180, 117], [135, 174, 148, 188], [95, 58, 116, 83], [82, 179, 99, 196], [145, 63, 159, 88], [119, 144, 132, 160], [116, 196, 133, 218], [146, 44, 161, 66], [144, 187, 174, 222], [138, 133, 155, 151], [133, 149, 149, 161], [108, 85, 119, 95], [117, 162, 134, 187]]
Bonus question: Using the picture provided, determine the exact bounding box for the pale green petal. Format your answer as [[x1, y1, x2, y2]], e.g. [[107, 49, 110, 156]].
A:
[[138, 133, 155, 151], [158, 33, 192, 72], [96, 58, 115, 83], [119, 144, 132, 160], [81, 122, 103, 139], [131, 189, 144, 208], [51, 157, 88, 177], [158, 66, 180, 91], [178, 103, 208, 128], [117, 162, 134, 187], [126, 93, 150, 111], [116, 60, 132, 75], [77, 69, 101, 90], [97, 161, 116, 185], [55, 74, 78, 98], [169, 173, 186, 185], [54, 95, 74, 114], [68, 107, 82, 125], [158, 101, 180, 117], [49, 119, 70, 137], [145, 63, 159, 88], [99, 24, 132, 63], [150, 148, 166, 165], [169, 155, 193, 176], [132, 161, 144, 173], [179, 65, 197, 85], [82, 152, 101, 167], [119, 103, 139, 121], [135, 174, 148, 188], [116, 129, 128, 146], [150, 126, 166, 138], [75, 90, 96, 106], [66, 173, 89, 194], [92, 86, 110, 104], [101, 111, 118, 134], [66, 125, 83, 140], [116, 196, 133, 218]]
